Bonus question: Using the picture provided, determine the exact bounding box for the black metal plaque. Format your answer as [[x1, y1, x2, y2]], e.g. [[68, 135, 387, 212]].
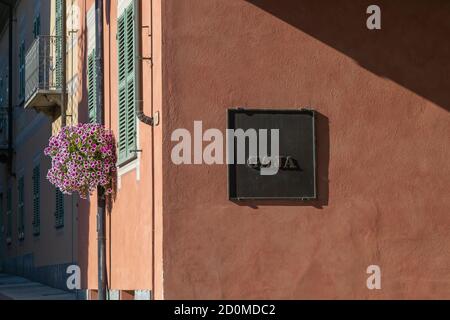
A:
[[228, 109, 316, 200]]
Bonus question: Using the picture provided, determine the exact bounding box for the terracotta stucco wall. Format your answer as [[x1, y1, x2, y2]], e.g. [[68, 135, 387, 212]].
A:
[[161, 0, 450, 299]]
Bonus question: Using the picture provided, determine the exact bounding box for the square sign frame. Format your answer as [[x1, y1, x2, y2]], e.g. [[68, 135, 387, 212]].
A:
[[228, 108, 317, 201]]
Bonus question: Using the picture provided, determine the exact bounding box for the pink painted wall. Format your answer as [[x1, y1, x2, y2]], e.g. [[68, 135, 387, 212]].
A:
[[161, 0, 450, 299], [78, 0, 164, 294]]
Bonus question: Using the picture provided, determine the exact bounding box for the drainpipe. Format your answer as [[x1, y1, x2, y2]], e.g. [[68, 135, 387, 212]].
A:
[[134, 0, 157, 299], [7, 3, 13, 174], [95, 0, 107, 301], [61, 0, 67, 127], [134, 0, 154, 126]]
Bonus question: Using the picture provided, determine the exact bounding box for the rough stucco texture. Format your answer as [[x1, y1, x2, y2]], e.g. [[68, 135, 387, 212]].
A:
[[161, 0, 450, 299]]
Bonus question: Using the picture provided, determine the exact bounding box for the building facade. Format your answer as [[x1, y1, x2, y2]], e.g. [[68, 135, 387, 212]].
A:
[[0, 0, 78, 291], [77, 0, 161, 300], [157, 0, 450, 299], [0, 0, 449, 300]]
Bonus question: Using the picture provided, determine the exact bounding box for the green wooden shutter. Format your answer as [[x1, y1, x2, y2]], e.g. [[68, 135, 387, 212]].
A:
[[6, 187, 11, 243], [18, 177, 25, 240], [22, 42, 25, 98], [33, 17, 37, 38], [0, 77, 3, 106], [33, 15, 41, 39], [18, 44, 21, 100], [55, 0, 63, 87], [0, 193, 3, 242], [55, 188, 64, 228], [32, 165, 40, 236], [118, 14, 127, 162], [125, 7, 136, 159], [88, 52, 97, 123], [0, 75, 5, 106], [19, 42, 25, 101], [118, 5, 136, 164]]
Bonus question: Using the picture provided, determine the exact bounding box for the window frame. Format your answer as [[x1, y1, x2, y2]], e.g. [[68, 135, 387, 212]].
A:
[[32, 165, 41, 237], [55, 188, 64, 229], [6, 187, 12, 245], [18, 41, 25, 102], [55, 0, 63, 87], [17, 176, 25, 241], [33, 14, 41, 39], [87, 51, 97, 123]]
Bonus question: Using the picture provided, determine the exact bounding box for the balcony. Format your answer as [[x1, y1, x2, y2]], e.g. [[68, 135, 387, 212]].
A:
[[24, 36, 65, 118]]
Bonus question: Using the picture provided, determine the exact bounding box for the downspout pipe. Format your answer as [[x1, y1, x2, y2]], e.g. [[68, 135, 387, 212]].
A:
[[61, 0, 67, 127], [134, 0, 154, 126], [95, 0, 107, 301], [134, 0, 157, 299]]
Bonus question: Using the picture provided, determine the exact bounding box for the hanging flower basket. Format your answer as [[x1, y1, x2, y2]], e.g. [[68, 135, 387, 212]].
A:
[[45, 123, 117, 199]]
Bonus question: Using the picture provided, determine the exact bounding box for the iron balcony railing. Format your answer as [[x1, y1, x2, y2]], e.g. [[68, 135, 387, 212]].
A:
[[25, 35, 63, 104]]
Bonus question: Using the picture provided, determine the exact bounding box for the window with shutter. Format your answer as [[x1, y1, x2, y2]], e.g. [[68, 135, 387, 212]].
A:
[[17, 177, 25, 241], [0, 77, 3, 106], [55, 188, 64, 229], [33, 15, 41, 39], [55, 0, 63, 87], [88, 52, 97, 123], [19, 42, 25, 101], [0, 193, 3, 242], [6, 187, 11, 244], [117, 4, 137, 165], [0, 72, 6, 107], [32, 165, 40, 236]]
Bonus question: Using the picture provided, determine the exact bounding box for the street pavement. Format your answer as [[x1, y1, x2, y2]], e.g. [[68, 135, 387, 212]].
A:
[[0, 273, 76, 300]]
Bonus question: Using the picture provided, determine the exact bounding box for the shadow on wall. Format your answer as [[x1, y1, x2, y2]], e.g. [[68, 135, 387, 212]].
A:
[[246, 0, 450, 112], [234, 112, 330, 209]]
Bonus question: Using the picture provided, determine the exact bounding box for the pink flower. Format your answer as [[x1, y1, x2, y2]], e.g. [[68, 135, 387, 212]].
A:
[[45, 123, 117, 199]]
